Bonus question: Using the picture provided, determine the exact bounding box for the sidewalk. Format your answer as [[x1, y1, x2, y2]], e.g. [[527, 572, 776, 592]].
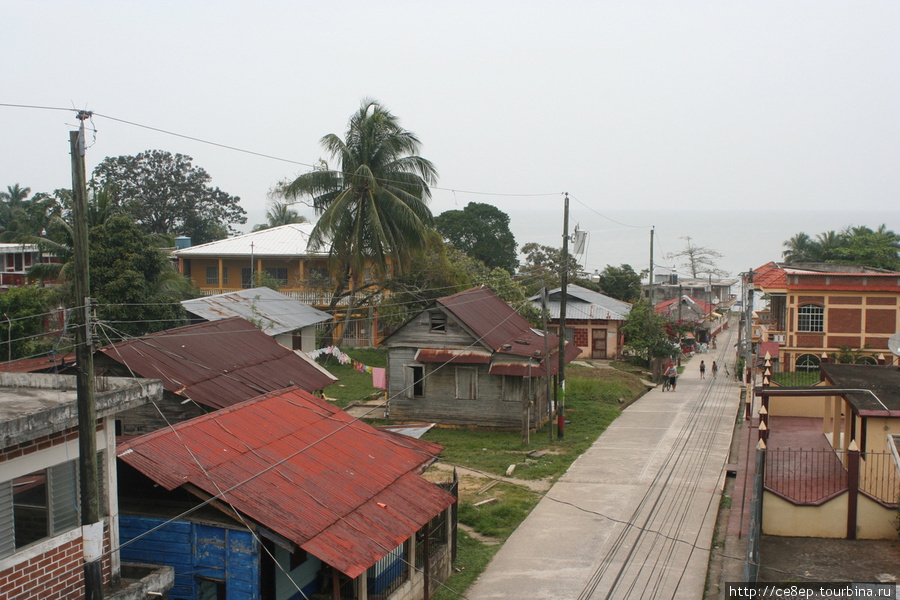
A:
[[466, 334, 743, 600]]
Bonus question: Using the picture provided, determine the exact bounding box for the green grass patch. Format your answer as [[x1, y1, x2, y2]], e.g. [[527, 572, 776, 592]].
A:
[[457, 483, 540, 538], [425, 366, 644, 481], [771, 371, 820, 386], [432, 530, 501, 600], [318, 347, 386, 409]]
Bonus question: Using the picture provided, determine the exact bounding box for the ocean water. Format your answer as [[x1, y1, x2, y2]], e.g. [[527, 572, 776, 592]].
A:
[[504, 208, 900, 279]]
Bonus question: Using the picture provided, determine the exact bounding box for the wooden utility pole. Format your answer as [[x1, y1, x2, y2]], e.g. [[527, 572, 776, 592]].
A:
[[557, 193, 569, 440], [71, 114, 103, 600], [542, 287, 553, 442]]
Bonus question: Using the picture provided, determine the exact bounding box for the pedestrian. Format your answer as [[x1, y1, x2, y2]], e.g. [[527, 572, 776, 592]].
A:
[[712, 361, 718, 378], [699, 360, 706, 379], [664, 363, 677, 391]]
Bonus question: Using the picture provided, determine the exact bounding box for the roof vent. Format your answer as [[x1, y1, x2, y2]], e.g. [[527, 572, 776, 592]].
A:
[[514, 339, 529, 345], [502, 344, 512, 350]]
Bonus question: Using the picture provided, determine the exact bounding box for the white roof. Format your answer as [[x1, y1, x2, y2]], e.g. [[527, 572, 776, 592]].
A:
[[172, 223, 324, 258], [0, 243, 40, 253], [530, 284, 632, 321], [182, 287, 331, 335]]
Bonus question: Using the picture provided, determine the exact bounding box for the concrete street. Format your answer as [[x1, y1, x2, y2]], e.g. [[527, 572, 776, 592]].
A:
[[466, 325, 743, 600]]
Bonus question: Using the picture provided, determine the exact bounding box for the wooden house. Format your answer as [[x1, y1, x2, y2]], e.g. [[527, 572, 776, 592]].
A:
[[117, 387, 457, 600], [382, 286, 580, 429]]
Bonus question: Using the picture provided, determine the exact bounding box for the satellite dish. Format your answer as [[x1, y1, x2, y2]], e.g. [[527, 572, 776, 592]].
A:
[[888, 332, 900, 358]]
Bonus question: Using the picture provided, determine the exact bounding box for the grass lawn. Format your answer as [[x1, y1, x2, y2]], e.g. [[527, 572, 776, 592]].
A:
[[317, 347, 386, 409]]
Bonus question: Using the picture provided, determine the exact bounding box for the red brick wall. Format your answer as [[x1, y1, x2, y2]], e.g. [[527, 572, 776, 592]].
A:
[[830, 297, 862, 305], [827, 308, 861, 334], [828, 336, 861, 348], [0, 538, 83, 600], [865, 309, 897, 333], [574, 328, 588, 347], [867, 296, 897, 305], [0, 428, 79, 464]]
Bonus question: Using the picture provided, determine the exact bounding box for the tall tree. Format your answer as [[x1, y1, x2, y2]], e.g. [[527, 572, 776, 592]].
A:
[[517, 242, 584, 295], [434, 202, 518, 274], [599, 264, 643, 302], [782, 232, 818, 263], [281, 99, 437, 309], [781, 224, 900, 270], [92, 150, 246, 244], [668, 236, 728, 277]]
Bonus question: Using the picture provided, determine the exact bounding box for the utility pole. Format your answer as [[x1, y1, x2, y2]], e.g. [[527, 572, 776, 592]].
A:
[[542, 287, 553, 442], [71, 113, 103, 600], [647, 227, 655, 368], [557, 193, 569, 440]]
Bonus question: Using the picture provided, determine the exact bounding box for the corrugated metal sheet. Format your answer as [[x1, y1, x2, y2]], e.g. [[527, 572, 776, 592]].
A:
[[173, 223, 323, 257], [118, 387, 455, 579], [99, 317, 335, 409], [533, 284, 632, 321], [488, 343, 581, 377], [0, 352, 76, 373], [182, 287, 330, 336], [414, 349, 492, 364]]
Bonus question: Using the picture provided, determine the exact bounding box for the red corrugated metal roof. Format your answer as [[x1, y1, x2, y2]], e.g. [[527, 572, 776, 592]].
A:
[[759, 341, 780, 359], [0, 352, 76, 373], [99, 317, 335, 409], [438, 286, 572, 361], [414, 348, 492, 364], [118, 387, 455, 579]]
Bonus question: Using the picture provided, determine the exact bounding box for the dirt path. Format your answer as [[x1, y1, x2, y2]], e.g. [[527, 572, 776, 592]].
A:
[[428, 462, 553, 493]]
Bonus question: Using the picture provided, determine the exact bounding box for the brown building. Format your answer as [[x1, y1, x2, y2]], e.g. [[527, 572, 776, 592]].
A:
[[750, 262, 900, 372]]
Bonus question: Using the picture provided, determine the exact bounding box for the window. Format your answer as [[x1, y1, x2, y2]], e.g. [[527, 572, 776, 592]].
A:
[[429, 312, 446, 332], [855, 356, 877, 365], [455, 367, 477, 400], [795, 353, 821, 373], [206, 267, 219, 285], [241, 268, 252, 289], [308, 267, 330, 287], [265, 267, 288, 285], [501, 375, 522, 402], [407, 365, 425, 398], [222, 268, 228, 285], [0, 459, 79, 559], [797, 304, 824, 332], [196, 578, 226, 600]]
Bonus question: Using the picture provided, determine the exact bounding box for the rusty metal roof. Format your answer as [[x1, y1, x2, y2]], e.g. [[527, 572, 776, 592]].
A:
[[414, 348, 492, 364], [99, 317, 335, 409], [437, 286, 570, 361], [0, 352, 76, 373], [488, 343, 581, 377], [118, 387, 455, 578]]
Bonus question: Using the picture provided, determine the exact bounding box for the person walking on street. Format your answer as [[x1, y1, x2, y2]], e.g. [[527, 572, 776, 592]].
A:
[[664, 363, 677, 391], [699, 360, 706, 379], [711, 361, 718, 378]]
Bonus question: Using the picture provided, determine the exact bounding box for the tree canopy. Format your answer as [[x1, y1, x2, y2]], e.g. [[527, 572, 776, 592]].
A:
[[599, 264, 643, 302], [252, 200, 308, 232], [91, 150, 246, 244], [621, 301, 678, 361], [517, 242, 586, 295], [668, 236, 728, 278], [280, 99, 437, 308], [781, 225, 900, 271], [434, 202, 518, 274]]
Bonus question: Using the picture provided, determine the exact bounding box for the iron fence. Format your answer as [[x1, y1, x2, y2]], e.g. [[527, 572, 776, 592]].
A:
[[764, 448, 847, 505]]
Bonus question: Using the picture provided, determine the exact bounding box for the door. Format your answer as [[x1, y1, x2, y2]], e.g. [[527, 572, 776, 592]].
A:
[[592, 329, 607, 359]]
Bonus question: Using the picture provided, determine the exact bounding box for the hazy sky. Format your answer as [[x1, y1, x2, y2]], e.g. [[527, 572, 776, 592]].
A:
[[3, 1, 899, 275]]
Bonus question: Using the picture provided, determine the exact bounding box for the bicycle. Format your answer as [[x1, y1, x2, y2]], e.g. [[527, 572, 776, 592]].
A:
[[662, 377, 672, 392]]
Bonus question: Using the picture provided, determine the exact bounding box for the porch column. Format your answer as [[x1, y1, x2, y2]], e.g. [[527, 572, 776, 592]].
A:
[[832, 396, 842, 451], [846, 441, 860, 539], [842, 400, 852, 453], [823, 394, 832, 437], [356, 571, 367, 600], [218, 258, 224, 292]]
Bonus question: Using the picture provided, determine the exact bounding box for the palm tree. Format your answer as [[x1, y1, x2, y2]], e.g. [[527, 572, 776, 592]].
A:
[[282, 99, 437, 307], [782, 232, 817, 263], [251, 201, 308, 231]]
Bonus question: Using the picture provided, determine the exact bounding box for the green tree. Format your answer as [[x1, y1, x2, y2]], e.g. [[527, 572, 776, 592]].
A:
[[517, 243, 584, 295], [599, 264, 643, 302], [0, 185, 65, 241], [621, 301, 676, 361], [435, 202, 518, 274], [281, 99, 437, 310], [667, 236, 728, 278], [0, 285, 57, 361], [91, 150, 246, 244], [252, 201, 308, 232], [88, 215, 192, 339], [781, 224, 900, 270]]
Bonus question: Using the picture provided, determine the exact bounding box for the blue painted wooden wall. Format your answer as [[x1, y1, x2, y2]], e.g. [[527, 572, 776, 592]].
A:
[[120, 515, 260, 600]]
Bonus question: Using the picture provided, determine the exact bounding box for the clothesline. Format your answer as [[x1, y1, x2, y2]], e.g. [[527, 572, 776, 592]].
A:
[[308, 346, 386, 389]]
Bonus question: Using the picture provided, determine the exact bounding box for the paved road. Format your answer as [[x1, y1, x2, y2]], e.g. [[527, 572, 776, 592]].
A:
[[466, 326, 743, 600]]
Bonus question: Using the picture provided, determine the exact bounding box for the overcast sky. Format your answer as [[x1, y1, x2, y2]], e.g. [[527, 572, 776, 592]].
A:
[[3, 1, 899, 274]]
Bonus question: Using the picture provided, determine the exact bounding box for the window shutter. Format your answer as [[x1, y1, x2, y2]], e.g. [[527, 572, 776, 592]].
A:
[[0, 480, 13, 558], [49, 461, 79, 535]]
